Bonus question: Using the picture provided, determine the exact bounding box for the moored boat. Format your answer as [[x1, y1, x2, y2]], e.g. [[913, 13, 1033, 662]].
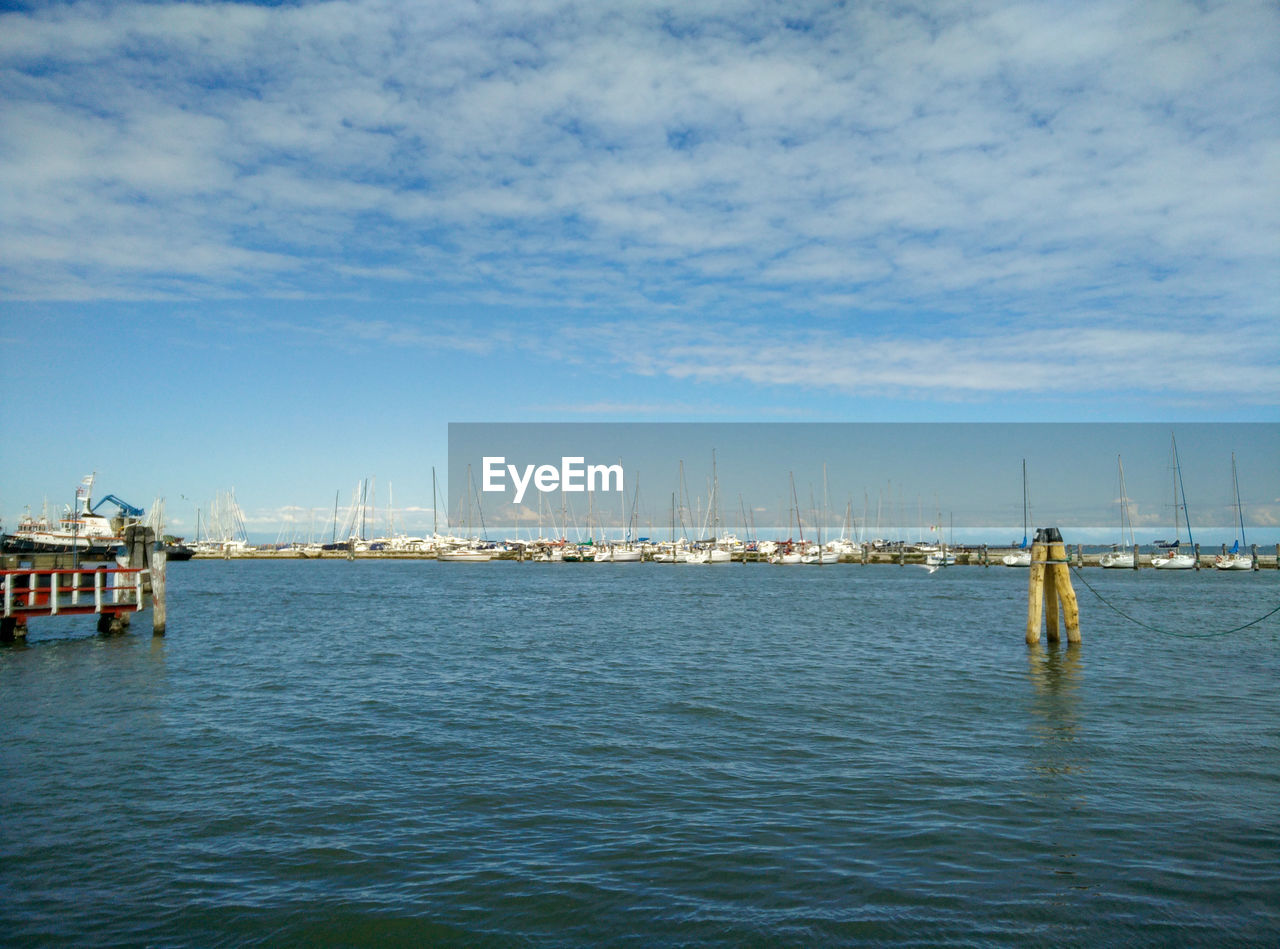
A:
[[2, 474, 141, 557], [1152, 434, 1196, 570], [1215, 453, 1253, 571], [1100, 455, 1138, 568], [437, 546, 493, 562]]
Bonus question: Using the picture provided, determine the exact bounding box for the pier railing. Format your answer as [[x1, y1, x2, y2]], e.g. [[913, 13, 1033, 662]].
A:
[[1, 567, 147, 619]]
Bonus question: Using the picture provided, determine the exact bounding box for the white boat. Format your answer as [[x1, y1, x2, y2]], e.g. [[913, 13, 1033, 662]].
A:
[[2, 474, 141, 556], [798, 548, 839, 563], [1151, 550, 1196, 569], [1098, 549, 1135, 569], [1002, 460, 1032, 566], [1215, 550, 1252, 571], [437, 546, 493, 562], [597, 545, 642, 562], [1215, 453, 1252, 571], [1152, 434, 1197, 570], [925, 550, 956, 567], [1100, 454, 1138, 568]]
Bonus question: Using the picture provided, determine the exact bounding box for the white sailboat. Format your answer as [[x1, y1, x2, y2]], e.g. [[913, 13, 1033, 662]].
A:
[[438, 465, 493, 561], [1215, 453, 1252, 571], [1100, 455, 1137, 568], [1152, 434, 1197, 570], [1002, 460, 1032, 567], [771, 472, 806, 565]]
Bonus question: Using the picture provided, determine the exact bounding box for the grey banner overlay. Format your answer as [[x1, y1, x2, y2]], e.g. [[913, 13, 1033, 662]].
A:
[[448, 423, 1277, 543]]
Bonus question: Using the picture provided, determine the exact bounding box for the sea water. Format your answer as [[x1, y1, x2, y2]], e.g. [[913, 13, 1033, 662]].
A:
[[2, 561, 1278, 946]]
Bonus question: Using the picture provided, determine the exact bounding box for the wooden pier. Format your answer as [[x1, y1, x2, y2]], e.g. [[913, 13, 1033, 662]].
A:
[[0, 526, 166, 641]]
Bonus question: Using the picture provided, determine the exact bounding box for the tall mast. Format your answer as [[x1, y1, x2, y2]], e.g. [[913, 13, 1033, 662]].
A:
[[1232, 452, 1247, 547], [1171, 434, 1193, 547]]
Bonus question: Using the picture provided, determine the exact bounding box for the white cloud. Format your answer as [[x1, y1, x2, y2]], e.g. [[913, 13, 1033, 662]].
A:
[[1, 0, 1277, 404]]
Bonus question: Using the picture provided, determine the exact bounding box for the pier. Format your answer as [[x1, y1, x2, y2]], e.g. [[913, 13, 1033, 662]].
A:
[[0, 526, 166, 641]]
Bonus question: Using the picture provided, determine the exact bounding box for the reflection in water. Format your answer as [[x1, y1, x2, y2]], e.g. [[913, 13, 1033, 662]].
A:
[[1026, 643, 1084, 778]]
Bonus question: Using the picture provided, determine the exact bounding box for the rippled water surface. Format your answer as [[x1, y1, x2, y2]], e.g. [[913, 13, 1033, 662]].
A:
[[3, 561, 1279, 946]]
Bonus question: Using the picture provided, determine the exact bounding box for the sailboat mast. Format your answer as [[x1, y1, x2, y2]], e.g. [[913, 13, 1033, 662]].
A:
[[1021, 458, 1028, 547], [1172, 435, 1193, 547], [791, 472, 804, 543], [1232, 452, 1246, 547]]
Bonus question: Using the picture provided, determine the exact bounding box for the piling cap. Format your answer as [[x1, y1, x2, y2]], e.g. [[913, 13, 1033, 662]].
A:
[[1034, 527, 1062, 544]]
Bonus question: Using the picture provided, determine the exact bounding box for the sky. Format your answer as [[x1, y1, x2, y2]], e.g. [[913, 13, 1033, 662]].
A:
[[1, 0, 1277, 540]]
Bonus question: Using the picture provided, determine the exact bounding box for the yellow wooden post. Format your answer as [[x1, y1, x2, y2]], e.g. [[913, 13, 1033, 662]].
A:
[[1043, 556, 1060, 643], [1025, 536, 1047, 644], [1048, 536, 1081, 643], [1027, 528, 1081, 645]]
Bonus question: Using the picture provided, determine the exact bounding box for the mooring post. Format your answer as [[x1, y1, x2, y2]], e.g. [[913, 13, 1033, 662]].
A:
[[1133, 543, 1140, 570], [1027, 527, 1080, 645], [151, 533, 167, 636], [1194, 543, 1201, 571], [1025, 533, 1048, 644], [1049, 532, 1081, 644], [1043, 549, 1060, 643]]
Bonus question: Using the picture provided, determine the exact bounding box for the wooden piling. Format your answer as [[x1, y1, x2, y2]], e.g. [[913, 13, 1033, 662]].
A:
[[1043, 553, 1060, 643], [151, 545, 167, 636], [1026, 528, 1080, 645], [1025, 537, 1047, 644], [1049, 536, 1081, 644]]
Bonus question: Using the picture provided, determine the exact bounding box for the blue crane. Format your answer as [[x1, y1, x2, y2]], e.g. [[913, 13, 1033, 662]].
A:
[[91, 495, 144, 518]]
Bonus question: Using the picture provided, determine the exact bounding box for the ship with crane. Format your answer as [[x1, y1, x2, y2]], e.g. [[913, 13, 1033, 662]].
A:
[[2, 473, 144, 557]]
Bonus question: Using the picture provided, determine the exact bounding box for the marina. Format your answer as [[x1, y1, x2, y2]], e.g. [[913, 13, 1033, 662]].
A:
[[176, 539, 1279, 568], [3, 559, 1277, 946]]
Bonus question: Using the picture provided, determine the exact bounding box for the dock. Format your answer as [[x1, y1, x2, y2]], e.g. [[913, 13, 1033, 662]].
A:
[[1, 526, 167, 641]]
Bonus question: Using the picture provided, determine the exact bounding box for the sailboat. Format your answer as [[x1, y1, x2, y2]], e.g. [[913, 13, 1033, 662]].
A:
[[769, 472, 805, 564], [1215, 453, 1252, 571], [438, 465, 493, 561], [1002, 460, 1032, 567], [688, 450, 732, 563], [1100, 455, 1137, 568], [1152, 434, 1196, 569]]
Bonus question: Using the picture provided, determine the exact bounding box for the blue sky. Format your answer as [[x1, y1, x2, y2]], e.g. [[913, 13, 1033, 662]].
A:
[[1, 0, 1277, 538]]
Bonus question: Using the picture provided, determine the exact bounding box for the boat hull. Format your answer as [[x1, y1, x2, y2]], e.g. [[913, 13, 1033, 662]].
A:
[[1214, 555, 1252, 571], [1099, 552, 1134, 569], [437, 549, 493, 562]]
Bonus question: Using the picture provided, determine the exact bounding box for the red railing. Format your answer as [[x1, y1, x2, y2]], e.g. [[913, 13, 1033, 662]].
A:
[[1, 567, 147, 618]]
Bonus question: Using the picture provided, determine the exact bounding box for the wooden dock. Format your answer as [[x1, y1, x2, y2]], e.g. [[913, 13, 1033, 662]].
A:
[[0, 526, 166, 641]]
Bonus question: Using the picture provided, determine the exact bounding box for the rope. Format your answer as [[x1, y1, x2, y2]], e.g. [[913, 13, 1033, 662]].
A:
[[1068, 564, 1280, 639]]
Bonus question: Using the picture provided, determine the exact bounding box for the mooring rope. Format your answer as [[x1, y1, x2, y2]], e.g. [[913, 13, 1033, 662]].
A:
[[1068, 564, 1280, 639]]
